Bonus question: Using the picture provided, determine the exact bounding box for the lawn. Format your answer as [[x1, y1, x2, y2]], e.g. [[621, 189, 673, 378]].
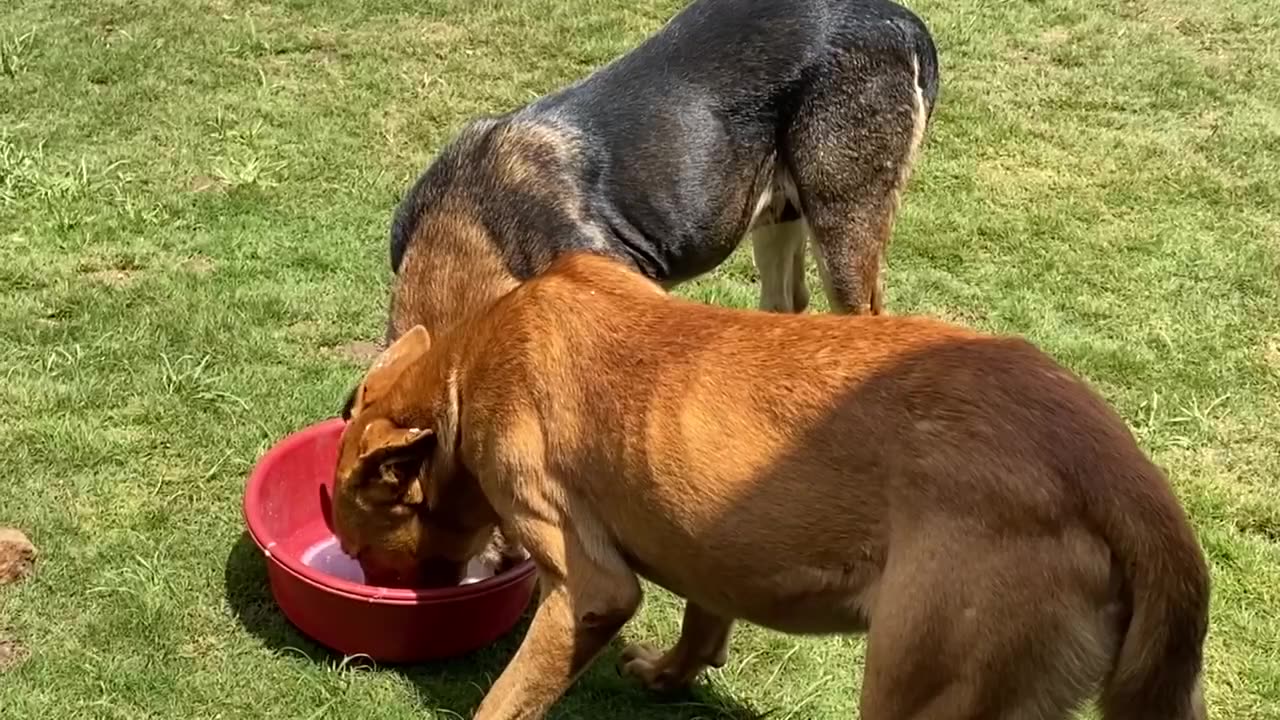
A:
[[1, 0, 1278, 717]]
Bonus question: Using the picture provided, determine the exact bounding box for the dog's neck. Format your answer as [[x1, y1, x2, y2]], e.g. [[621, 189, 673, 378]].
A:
[[389, 115, 653, 340], [388, 206, 520, 342]]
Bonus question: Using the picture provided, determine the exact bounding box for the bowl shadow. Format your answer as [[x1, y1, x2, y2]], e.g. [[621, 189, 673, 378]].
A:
[[224, 531, 765, 718]]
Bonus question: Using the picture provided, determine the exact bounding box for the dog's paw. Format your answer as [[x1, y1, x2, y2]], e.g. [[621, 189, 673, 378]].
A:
[[618, 643, 686, 693], [618, 643, 664, 687]]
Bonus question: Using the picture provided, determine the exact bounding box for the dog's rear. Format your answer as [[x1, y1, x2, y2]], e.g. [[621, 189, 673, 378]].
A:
[[946, 333, 1210, 720]]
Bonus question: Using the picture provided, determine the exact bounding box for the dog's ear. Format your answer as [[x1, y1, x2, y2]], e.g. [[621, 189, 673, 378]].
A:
[[339, 383, 359, 421], [346, 325, 432, 418], [356, 417, 436, 504], [359, 417, 435, 464]]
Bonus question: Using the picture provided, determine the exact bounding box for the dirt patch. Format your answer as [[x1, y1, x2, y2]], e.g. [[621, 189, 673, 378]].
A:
[[331, 340, 383, 364], [1231, 496, 1280, 543], [77, 255, 146, 287], [1264, 336, 1280, 374], [0, 631, 29, 673], [1039, 27, 1071, 47], [84, 269, 140, 287], [178, 255, 216, 274], [187, 174, 226, 193], [0, 528, 36, 586]]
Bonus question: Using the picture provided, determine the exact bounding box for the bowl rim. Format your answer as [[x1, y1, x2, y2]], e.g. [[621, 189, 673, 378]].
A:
[[243, 416, 538, 605]]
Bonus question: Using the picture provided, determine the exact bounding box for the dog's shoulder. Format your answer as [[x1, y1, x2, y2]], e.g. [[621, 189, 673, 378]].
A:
[[390, 112, 579, 255], [392, 111, 613, 281]]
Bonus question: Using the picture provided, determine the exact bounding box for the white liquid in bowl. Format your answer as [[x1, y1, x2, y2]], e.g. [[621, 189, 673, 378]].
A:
[[300, 536, 497, 587]]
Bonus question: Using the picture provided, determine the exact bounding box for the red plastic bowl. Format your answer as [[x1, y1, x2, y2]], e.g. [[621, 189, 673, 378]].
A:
[[242, 417, 537, 662]]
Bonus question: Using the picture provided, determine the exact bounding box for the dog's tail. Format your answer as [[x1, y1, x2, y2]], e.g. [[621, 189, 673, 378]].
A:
[[890, 4, 939, 117], [1091, 455, 1210, 720], [912, 26, 939, 117]]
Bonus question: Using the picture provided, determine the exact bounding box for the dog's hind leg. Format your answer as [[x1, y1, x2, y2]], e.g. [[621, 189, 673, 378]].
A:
[[619, 601, 735, 692], [787, 55, 930, 315], [858, 527, 1116, 720], [749, 216, 811, 313]]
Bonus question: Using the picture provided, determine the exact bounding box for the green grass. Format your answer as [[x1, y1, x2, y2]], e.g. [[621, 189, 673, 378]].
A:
[[2, 0, 1278, 717]]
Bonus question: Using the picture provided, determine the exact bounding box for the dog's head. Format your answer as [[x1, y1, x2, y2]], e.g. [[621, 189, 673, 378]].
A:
[[331, 326, 497, 587]]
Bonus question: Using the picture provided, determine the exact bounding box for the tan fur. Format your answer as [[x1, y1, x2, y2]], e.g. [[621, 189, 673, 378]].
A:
[[486, 120, 609, 251], [389, 206, 518, 341], [814, 53, 927, 318], [491, 122, 577, 186], [335, 253, 1209, 720], [384, 123, 602, 348]]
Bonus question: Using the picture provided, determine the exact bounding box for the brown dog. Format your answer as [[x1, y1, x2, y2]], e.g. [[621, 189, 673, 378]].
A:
[[333, 252, 1209, 720]]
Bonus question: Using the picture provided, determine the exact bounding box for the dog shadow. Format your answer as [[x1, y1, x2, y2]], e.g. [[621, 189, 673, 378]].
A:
[[224, 531, 764, 718]]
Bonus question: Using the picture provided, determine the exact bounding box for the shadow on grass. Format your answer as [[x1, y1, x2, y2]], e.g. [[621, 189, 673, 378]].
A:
[[224, 531, 766, 718]]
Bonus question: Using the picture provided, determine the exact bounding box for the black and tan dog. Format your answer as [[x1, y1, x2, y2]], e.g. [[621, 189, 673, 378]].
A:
[[333, 252, 1209, 720], [370, 0, 938, 356]]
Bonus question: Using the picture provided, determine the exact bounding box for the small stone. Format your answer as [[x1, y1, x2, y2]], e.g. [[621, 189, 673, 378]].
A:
[[0, 528, 37, 586]]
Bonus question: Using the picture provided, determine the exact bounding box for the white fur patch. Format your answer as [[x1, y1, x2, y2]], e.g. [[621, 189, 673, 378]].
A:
[[748, 163, 802, 231]]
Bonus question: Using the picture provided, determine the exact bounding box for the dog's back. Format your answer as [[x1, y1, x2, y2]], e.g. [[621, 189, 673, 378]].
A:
[[463, 252, 1208, 720], [555, 0, 939, 114]]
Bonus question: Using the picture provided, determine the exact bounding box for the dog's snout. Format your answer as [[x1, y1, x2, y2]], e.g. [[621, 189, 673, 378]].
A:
[[338, 538, 363, 559]]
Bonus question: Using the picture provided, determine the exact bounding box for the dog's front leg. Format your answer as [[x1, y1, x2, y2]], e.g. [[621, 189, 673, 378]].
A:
[[472, 519, 642, 720], [619, 601, 735, 692]]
